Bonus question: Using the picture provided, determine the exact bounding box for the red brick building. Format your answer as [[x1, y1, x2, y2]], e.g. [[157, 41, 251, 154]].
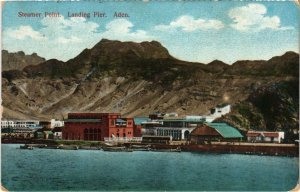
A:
[[62, 113, 135, 141]]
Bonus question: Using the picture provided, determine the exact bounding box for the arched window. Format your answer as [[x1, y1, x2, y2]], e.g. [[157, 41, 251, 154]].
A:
[[89, 128, 93, 140], [84, 128, 88, 140], [184, 130, 190, 140], [111, 120, 115, 126], [98, 129, 101, 141], [94, 128, 98, 141], [123, 133, 126, 138]]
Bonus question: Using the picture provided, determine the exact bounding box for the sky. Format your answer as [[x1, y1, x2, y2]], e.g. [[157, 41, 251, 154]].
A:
[[2, 1, 299, 64]]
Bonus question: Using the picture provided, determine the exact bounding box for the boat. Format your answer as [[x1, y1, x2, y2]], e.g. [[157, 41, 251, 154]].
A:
[[131, 148, 151, 151], [58, 145, 79, 150], [131, 144, 151, 151], [44, 146, 60, 149], [150, 147, 181, 152], [20, 145, 33, 150], [102, 146, 133, 152]]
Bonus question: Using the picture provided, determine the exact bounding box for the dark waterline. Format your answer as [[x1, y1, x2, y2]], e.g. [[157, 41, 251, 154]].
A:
[[2, 144, 299, 191]]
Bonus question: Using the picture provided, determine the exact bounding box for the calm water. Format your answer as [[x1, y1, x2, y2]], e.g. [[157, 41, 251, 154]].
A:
[[1, 144, 299, 191]]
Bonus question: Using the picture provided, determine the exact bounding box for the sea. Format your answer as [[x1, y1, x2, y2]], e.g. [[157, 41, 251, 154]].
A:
[[1, 144, 299, 191]]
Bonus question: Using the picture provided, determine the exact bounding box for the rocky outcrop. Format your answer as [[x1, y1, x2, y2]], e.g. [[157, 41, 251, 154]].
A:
[[2, 50, 45, 71]]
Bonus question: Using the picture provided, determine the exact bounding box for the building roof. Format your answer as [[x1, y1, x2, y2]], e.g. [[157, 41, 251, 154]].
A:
[[116, 119, 126, 123], [247, 132, 261, 137], [134, 117, 150, 125], [159, 119, 205, 123], [247, 131, 280, 138], [65, 119, 102, 123], [207, 123, 243, 138], [263, 132, 279, 137]]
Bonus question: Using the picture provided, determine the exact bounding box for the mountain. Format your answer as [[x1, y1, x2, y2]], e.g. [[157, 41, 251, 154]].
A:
[[2, 50, 45, 71], [205, 60, 229, 73], [226, 51, 299, 76], [2, 39, 299, 137], [214, 80, 299, 142]]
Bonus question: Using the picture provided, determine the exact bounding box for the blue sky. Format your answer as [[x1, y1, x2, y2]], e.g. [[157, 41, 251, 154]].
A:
[[2, 1, 299, 64]]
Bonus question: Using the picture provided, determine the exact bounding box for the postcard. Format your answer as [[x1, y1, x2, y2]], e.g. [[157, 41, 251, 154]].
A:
[[1, 0, 299, 191]]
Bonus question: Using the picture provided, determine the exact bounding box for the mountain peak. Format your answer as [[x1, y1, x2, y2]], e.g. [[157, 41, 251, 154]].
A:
[[208, 59, 228, 66], [90, 39, 171, 60]]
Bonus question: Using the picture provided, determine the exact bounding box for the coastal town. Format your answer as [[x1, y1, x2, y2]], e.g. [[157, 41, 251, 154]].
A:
[[2, 104, 298, 156]]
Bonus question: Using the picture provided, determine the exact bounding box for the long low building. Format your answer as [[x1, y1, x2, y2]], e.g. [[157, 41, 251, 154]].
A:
[[141, 118, 205, 140], [246, 131, 284, 143], [1, 120, 40, 128], [190, 123, 243, 144]]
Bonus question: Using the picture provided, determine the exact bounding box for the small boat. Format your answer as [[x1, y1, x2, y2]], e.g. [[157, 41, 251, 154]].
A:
[[131, 148, 151, 151], [150, 147, 181, 152], [79, 146, 101, 150], [44, 146, 60, 149], [20, 145, 33, 150], [131, 144, 151, 151], [58, 145, 79, 150], [102, 146, 133, 152]]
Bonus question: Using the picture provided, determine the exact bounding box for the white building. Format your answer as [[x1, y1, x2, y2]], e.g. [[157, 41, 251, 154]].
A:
[[1, 120, 40, 128], [204, 104, 231, 122], [142, 118, 203, 140], [50, 119, 64, 128], [164, 112, 178, 118], [247, 131, 285, 143]]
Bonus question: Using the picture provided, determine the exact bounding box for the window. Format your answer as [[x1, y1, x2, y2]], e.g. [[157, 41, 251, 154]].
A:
[[111, 119, 115, 126]]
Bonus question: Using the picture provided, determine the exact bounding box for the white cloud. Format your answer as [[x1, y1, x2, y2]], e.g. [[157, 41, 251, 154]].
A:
[[155, 15, 224, 32], [228, 3, 294, 32], [102, 19, 152, 41], [3, 17, 152, 61], [6, 26, 45, 40]]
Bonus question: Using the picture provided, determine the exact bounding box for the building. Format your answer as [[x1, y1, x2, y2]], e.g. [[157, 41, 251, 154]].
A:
[[141, 136, 172, 144], [1, 120, 41, 138], [246, 131, 285, 143], [52, 127, 63, 140], [149, 112, 165, 120], [62, 113, 136, 141], [50, 119, 64, 128], [141, 118, 205, 140], [190, 123, 243, 144], [1, 120, 40, 128], [204, 104, 231, 122], [133, 117, 150, 137], [39, 119, 64, 129]]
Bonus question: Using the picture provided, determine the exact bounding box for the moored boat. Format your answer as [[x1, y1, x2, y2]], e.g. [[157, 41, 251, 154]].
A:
[[102, 146, 133, 152], [131, 144, 151, 151], [20, 145, 33, 150], [58, 145, 79, 150], [150, 147, 181, 152]]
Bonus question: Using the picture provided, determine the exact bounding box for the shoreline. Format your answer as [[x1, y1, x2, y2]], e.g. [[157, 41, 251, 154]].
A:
[[2, 138, 299, 157]]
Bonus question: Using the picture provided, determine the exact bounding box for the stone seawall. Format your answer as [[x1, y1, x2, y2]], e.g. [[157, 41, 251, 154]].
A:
[[181, 144, 299, 157]]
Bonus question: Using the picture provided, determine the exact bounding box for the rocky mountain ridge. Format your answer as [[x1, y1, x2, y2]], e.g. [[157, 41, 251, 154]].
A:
[[2, 50, 45, 71], [2, 39, 299, 138]]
